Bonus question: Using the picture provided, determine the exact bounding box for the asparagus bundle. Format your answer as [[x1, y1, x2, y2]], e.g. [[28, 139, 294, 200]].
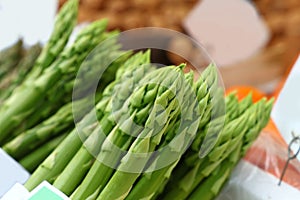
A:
[[24, 51, 154, 191], [0, 18, 108, 145], [26, 0, 78, 80], [2, 93, 101, 160], [188, 99, 274, 200], [14, 32, 126, 136], [95, 65, 198, 200], [67, 64, 192, 199], [0, 39, 23, 82], [52, 54, 157, 196], [156, 93, 240, 199], [0, 43, 42, 101], [124, 65, 223, 200], [19, 133, 69, 173], [0, 0, 79, 143], [0, 0, 274, 198], [160, 97, 273, 200], [2, 40, 124, 158]]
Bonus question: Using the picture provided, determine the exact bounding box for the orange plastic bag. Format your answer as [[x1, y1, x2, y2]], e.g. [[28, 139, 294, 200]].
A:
[[244, 120, 300, 190], [226, 85, 300, 190]]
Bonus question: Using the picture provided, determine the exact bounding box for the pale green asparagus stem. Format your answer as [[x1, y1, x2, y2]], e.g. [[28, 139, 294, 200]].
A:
[[162, 98, 271, 200], [188, 99, 273, 200], [53, 54, 154, 195], [70, 65, 179, 199], [26, 0, 78, 79], [0, 39, 23, 82], [188, 144, 241, 200], [19, 133, 68, 173], [0, 19, 107, 145], [96, 65, 196, 200], [125, 66, 220, 200], [0, 43, 42, 101], [12, 32, 124, 136], [2, 94, 101, 160], [24, 51, 152, 191]]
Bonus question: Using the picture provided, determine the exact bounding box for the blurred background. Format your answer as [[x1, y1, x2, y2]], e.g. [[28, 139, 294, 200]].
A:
[[1, 0, 299, 93], [57, 0, 300, 93]]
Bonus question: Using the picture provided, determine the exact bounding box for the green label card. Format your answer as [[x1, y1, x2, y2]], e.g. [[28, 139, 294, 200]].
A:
[[29, 187, 63, 200], [28, 181, 69, 200]]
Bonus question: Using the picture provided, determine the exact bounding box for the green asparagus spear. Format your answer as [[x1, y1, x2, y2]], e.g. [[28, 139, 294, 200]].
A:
[[54, 53, 155, 196], [0, 19, 108, 145], [138, 66, 224, 199], [19, 133, 68, 173], [70, 67, 173, 199], [188, 99, 273, 200], [12, 32, 125, 136], [2, 93, 101, 160], [124, 66, 218, 200], [24, 111, 101, 191], [0, 43, 42, 101], [26, 0, 78, 79], [188, 144, 241, 200], [162, 98, 272, 200], [0, 39, 23, 81], [24, 51, 153, 191], [96, 65, 197, 200]]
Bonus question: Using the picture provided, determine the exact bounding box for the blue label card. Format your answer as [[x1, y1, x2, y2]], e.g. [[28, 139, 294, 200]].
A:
[[1, 183, 30, 200], [0, 149, 30, 197]]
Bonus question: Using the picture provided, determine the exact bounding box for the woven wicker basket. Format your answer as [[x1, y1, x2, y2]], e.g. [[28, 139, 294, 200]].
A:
[[59, 0, 300, 92]]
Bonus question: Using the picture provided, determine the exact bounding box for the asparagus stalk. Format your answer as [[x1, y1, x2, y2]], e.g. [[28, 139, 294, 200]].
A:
[[0, 44, 42, 101], [24, 51, 152, 191], [2, 93, 101, 160], [54, 53, 155, 196], [0, 0, 78, 137], [96, 65, 196, 200], [127, 75, 253, 200], [141, 66, 224, 199], [0, 39, 23, 81], [161, 113, 249, 199], [188, 144, 241, 200], [0, 39, 22, 65], [224, 93, 239, 122], [26, 0, 78, 79], [12, 32, 125, 136], [188, 99, 273, 200], [240, 98, 274, 156], [162, 98, 272, 200], [0, 19, 108, 145], [70, 67, 172, 199], [125, 65, 221, 200], [19, 133, 68, 173], [24, 111, 101, 191], [159, 95, 249, 199]]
